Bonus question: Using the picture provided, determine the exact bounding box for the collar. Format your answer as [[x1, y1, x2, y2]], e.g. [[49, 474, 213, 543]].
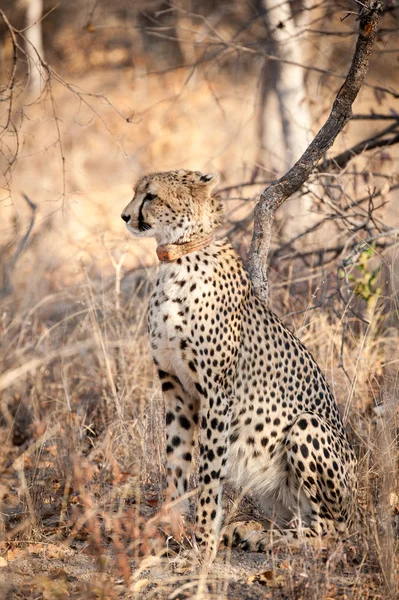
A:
[[156, 232, 216, 263]]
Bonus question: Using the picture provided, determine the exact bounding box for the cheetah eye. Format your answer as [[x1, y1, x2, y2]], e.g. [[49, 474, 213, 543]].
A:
[[144, 193, 156, 202]]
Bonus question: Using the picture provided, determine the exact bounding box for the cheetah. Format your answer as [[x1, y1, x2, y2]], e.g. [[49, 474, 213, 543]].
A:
[[121, 170, 358, 558]]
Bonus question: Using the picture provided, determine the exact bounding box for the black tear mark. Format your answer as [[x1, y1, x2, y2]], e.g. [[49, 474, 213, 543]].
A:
[[138, 194, 153, 232]]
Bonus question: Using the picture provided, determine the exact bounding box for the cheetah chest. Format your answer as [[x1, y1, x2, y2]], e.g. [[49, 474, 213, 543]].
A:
[[148, 264, 215, 397]]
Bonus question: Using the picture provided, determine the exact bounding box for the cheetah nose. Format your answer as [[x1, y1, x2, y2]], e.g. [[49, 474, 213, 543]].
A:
[[121, 213, 130, 223]]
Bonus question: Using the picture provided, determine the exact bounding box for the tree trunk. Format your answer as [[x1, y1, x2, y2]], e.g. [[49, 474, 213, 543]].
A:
[[257, 0, 320, 236], [249, 1, 383, 303], [24, 0, 45, 94]]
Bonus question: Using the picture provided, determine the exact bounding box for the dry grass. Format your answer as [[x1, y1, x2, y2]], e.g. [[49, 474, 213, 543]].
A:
[[0, 250, 399, 599], [1, 47, 399, 599], [0, 229, 398, 599]]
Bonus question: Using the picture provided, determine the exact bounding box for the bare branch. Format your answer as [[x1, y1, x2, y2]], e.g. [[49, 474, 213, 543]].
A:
[[352, 113, 399, 120], [248, 1, 383, 302], [318, 129, 399, 173]]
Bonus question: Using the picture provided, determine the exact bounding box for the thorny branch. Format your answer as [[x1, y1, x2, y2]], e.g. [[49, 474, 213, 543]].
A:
[[248, 0, 384, 303]]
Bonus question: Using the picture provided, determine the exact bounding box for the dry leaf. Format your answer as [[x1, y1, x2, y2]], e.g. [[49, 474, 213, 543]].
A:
[[248, 570, 284, 587]]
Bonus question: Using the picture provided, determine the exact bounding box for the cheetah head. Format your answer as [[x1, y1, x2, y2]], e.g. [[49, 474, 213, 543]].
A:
[[121, 170, 222, 245]]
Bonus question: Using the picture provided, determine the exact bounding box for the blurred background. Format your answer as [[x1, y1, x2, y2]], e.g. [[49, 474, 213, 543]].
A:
[[1, 0, 399, 290], [1, 1, 399, 598]]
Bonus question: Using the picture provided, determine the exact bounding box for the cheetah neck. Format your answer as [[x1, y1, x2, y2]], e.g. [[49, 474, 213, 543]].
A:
[[156, 232, 216, 263]]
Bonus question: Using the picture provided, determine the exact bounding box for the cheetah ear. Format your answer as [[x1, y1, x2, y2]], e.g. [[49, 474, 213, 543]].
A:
[[199, 172, 220, 192]]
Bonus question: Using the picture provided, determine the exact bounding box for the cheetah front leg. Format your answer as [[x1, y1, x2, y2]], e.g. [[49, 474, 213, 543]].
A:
[[158, 370, 199, 530], [195, 387, 232, 559]]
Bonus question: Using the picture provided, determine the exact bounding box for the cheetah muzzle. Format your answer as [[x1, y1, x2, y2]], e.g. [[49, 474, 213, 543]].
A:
[[122, 169, 358, 559]]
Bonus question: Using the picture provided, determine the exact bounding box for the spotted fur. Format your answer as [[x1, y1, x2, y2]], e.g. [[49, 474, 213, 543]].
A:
[[121, 170, 357, 557]]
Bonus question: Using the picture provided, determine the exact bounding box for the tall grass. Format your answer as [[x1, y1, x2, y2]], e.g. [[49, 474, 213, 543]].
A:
[[0, 227, 398, 599], [0, 55, 398, 598]]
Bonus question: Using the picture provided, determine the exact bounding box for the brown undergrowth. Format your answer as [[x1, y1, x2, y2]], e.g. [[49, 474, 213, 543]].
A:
[[1, 21, 399, 596], [0, 240, 398, 599]]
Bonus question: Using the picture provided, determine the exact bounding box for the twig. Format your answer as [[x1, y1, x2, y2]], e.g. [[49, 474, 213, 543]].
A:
[[319, 126, 399, 172], [103, 239, 128, 312], [340, 229, 399, 267], [343, 183, 399, 211], [0, 9, 24, 184], [0, 194, 37, 300], [248, 1, 383, 303], [352, 113, 399, 120], [278, 239, 397, 265]]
